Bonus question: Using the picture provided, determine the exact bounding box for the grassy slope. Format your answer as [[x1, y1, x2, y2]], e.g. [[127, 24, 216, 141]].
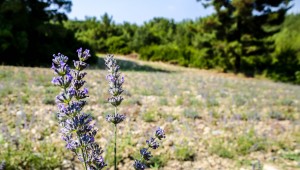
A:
[[0, 56, 299, 170]]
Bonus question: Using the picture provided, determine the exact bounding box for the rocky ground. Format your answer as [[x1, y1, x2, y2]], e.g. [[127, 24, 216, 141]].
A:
[[0, 56, 299, 170]]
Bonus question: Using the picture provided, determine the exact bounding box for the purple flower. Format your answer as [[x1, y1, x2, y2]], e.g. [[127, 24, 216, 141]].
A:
[[65, 74, 73, 86], [119, 76, 124, 85], [155, 127, 166, 140], [72, 79, 86, 90], [75, 113, 92, 128], [73, 70, 87, 80], [106, 75, 115, 82], [52, 76, 63, 87], [62, 134, 79, 151], [67, 101, 86, 113], [108, 96, 123, 107], [57, 104, 70, 116], [73, 60, 89, 71], [146, 137, 159, 149], [133, 160, 146, 170], [104, 55, 117, 69], [83, 88, 88, 95], [77, 48, 91, 62], [81, 134, 95, 144], [52, 73, 73, 88], [140, 148, 152, 161], [52, 53, 68, 65], [56, 92, 72, 104], [92, 156, 107, 169], [67, 87, 76, 96], [51, 61, 70, 76], [106, 113, 126, 124], [74, 88, 89, 100], [108, 87, 124, 97]]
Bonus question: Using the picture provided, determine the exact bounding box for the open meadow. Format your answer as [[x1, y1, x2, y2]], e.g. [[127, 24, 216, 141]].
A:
[[0, 56, 299, 170]]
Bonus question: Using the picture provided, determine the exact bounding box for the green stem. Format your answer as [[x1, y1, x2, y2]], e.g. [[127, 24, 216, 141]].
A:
[[114, 106, 117, 170], [114, 123, 117, 170], [83, 145, 88, 169], [78, 134, 88, 170]]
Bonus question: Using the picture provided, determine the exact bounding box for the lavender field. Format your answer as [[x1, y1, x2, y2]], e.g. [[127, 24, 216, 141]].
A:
[[0, 56, 299, 170]]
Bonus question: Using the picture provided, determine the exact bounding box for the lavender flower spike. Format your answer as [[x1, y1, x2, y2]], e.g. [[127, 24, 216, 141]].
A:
[[133, 127, 166, 169], [52, 48, 106, 170], [104, 54, 126, 170], [105, 54, 126, 124], [105, 54, 125, 108]]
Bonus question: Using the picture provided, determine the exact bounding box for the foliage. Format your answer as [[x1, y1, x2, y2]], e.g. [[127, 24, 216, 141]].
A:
[[63, 13, 136, 55], [0, 0, 96, 66], [183, 108, 200, 119], [148, 154, 169, 168], [197, 0, 290, 75], [235, 129, 267, 155], [0, 0, 299, 84], [268, 13, 300, 83], [0, 137, 64, 170], [62, 8, 299, 84], [142, 109, 158, 122], [174, 145, 195, 161], [280, 152, 300, 162], [209, 139, 236, 159]]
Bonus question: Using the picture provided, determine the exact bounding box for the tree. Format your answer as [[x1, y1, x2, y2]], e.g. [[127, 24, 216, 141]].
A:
[[268, 13, 300, 83], [197, 0, 291, 75], [0, 0, 77, 65]]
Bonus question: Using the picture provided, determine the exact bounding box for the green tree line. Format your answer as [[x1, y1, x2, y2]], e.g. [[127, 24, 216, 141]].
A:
[[0, 0, 299, 83]]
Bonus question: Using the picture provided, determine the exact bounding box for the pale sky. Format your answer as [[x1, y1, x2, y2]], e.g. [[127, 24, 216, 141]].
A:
[[67, 0, 300, 25]]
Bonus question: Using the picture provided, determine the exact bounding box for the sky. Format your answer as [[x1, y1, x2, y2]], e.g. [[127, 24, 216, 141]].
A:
[[67, 0, 300, 25]]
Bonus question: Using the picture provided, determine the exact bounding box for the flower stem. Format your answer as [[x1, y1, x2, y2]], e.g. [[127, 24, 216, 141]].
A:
[[114, 106, 117, 170], [78, 134, 88, 170], [114, 123, 117, 170]]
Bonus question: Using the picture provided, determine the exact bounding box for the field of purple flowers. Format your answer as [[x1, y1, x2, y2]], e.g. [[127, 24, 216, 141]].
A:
[[0, 55, 299, 170]]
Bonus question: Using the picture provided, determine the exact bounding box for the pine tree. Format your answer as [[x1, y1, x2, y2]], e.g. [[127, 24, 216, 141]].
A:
[[198, 0, 291, 75]]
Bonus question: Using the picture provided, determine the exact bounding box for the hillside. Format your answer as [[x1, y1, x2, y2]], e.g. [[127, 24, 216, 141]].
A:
[[0, 56, 299, 170]]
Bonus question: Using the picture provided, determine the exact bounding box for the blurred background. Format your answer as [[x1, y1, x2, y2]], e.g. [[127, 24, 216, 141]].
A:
[[0, 0, 299, 83]]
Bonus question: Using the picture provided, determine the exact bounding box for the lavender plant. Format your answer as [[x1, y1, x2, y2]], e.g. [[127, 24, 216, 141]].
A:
[[51, 48, 106, 170], [133, 127, 166, 170], [104, 54, 126, 170], [103, 54, 166, 170], [51, 50, 165, 169]]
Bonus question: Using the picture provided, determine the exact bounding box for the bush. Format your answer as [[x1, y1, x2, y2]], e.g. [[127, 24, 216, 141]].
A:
[[142, 109, 158, 122], [236, 129, 267, 155], [183, 108, 200, 119], [209, 139, 235, 159], [139, 45, 187, 66], [174, 145, 195, 161], [148, 154, 169, 168]]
